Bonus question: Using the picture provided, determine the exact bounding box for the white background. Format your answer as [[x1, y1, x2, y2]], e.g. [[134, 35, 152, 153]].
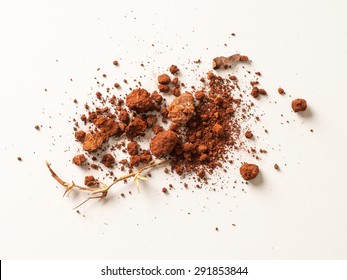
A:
[[0, 0, 346, 259]]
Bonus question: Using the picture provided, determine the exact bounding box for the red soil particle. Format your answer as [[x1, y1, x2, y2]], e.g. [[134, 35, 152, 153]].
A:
[[169, 65, 179, 74], [125, 117, 147, 138], [158, 84, 170, 93], [84, 175, 98, 186], [240, 163, 259, 180], [197, 144, 207, 154], [151, 91, 163, 104], [258, 88, 267, 95], [250, 81, 259, 86], [127, 141, 139, 156], [171, 87, 181, 97], [90, 163, 98, 170], [195, 91, 205, 100], [160, 107, 169, 118], [150, 130, 179, 157], [175, 165, 184, 175], [291, 98, 307, 112], [73, 154, 87, 166], [278, 87, 285, 94], [126, 88, 154, 113], [35, 125, 40, 130], [152, 125, 164, 135], [240, 55, 249, 61], [81, 114, 87, 124], [168, 92, 195, 124], [83, 133, 104, 152], [17, 157, 22, 161], [171, 77, 179, 85], [274, 164, 279, 170], [212, 123, 224, 137], [114, 83, 120, 88], [214, 96, 223, 106], [118, 109, 129, 123], [245, 131, 253, 138], [183, 143, 195, 152], [146, 115, 158, 127], [113, 60, 119, 66], [162, 187, 168, 193], [250, 87, 260, 98], [75, 130, 86, 142], [129, 155, 141, 167], [94, 117, 121, 138], [158, 74, 171, 85], [199, 154, 208, 162], [101, 153, 115, 168], [140, 150, 152, 163]]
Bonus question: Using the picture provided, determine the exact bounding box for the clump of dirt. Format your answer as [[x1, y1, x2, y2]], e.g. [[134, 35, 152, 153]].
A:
[[292, 98, 307, 112], [158, 74, 171, 85], [169, 65, 179, 74], [150, 130, 179, 157], [168, 92, 195, 124], [83, 133, 104, 152], [240, 163, 259, 180], [73, 154, 87, 166], [126, 88, 154, 113], [101, 154, 115, 168]]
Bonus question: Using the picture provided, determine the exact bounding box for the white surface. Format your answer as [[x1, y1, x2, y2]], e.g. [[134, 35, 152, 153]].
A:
[[0, 0, 347, 259]]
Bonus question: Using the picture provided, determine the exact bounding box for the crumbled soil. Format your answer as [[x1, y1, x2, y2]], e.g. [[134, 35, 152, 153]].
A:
[[61, 52, 309, 190], [73, 154, 87, 166], [83, 133, 104, 152]]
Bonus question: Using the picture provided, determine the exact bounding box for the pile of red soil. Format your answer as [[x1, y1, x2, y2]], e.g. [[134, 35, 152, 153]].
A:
[[68, 56, 307, 184]]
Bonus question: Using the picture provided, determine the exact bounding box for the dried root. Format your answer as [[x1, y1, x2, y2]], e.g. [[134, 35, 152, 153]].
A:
[[45, 160, 169, 208]]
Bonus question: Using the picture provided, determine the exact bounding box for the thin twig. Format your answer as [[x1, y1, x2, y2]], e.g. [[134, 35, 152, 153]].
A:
[[45, 159, 169, 207], [92, 160, 169, 195]]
